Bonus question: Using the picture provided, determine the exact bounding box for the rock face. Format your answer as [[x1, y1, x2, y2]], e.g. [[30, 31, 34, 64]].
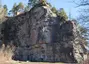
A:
[[2, 5, 86, 63]]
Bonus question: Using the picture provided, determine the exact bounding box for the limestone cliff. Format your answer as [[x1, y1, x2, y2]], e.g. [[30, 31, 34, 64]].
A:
[[1, 4, 87, 63]]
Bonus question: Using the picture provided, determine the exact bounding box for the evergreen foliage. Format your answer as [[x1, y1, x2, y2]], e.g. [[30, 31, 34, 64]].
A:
[[28, 0, 47, 7], [9, 2, 24, 16]]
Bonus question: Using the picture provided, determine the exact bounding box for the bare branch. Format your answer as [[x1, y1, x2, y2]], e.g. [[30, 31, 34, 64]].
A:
[[73, 0, 89, 7]]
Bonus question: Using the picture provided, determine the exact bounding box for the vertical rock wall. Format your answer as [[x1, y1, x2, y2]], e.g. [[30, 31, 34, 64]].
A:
[[2, 5, 86, 63]]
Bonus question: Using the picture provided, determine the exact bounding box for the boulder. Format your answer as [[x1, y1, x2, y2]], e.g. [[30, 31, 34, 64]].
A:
[[2, 4, 86, 63]]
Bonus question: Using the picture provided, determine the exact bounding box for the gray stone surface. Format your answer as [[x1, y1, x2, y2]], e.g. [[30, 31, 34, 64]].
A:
[[1, 4, 87, 63]]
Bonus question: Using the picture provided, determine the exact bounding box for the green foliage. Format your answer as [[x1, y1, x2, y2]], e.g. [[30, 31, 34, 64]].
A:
[[47, 3, 52, 7], [3, 5, 8, 11], [57, 8, 68, 21], [0, 8, 6, 23], [9, 2, 24, 16], [24, 5, 30, 12], [51, 7, 58, 14], [40, 0, 47, 5], [18, 2, 24, 9], [28, 0, 39, 7], [75, 20, 88, 45], [51, 7, 68, 21], [28, 0, 46, 7], [73, 0, 89, 46], [79, 26, 87, 35], [3, 5, 8, 15], [9, 3, 18, 16]]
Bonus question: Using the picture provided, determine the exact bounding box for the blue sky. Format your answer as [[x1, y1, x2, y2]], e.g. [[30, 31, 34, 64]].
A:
[[1, 0, 79, 18]]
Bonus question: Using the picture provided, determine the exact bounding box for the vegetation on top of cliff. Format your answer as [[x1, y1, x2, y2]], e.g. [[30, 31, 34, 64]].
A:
[[9, 2, 24, 16], [28, 0, 47, 7], [0, 5, 8, 23], [7, 0, 68, 23], [72, 0, 89, 46], [28, 0, 68, 22]]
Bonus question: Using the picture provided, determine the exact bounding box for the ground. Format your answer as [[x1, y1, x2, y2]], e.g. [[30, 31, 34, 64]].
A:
[[0, 61, 64, 64]]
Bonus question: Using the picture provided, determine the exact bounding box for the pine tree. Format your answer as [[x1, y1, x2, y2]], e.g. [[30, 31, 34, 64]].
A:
[[24, 5, 30, 12], [28, 0, 46, 7], [58, 8, 68, 21], [9, 2, 24, 16], [3, 5, 8, 15]]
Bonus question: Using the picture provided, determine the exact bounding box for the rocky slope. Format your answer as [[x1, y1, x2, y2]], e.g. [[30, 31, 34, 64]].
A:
[[1, 4, 87, 63]]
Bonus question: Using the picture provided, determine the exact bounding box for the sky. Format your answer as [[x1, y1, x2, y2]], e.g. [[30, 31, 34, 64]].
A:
[[1, 0, 80, 19]]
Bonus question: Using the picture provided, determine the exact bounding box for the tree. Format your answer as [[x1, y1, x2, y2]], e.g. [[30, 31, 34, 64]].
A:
[[51, 7, 58, 14], [0, 5, 8, 23], [71, 19, 88, 46], [57, 8, 68, 21], [73, 0, 89, 43], [24, 5, 30, 12], [0, 0, 2, 8], [73, 0, 89, 7], [28, 0, 39, 7], [3, 5, 8, 15], [17, 2, 24, 12], [47, 3, 52, 7], [51, 7, 68, 21], [9, 3, 18, 16], [9, 2, 24, 16], [72, 0, 89, 21], [28, 0, 46, 7], [73, 0, 89, 23]]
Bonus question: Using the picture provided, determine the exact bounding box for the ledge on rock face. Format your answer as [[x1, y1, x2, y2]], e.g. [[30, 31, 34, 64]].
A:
[[1, 4, 87, 63]]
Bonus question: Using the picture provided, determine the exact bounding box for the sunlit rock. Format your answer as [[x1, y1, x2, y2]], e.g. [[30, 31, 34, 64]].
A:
[[2, 4, 87, 63]]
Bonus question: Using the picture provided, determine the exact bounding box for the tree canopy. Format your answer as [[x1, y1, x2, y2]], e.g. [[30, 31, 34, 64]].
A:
[[73, 0, 89, 42], [58, 8, 68, 21], [28, 0, 46, 7], [51, 7, 68, 21], [3, 5, 8, 15], [9, 2, 24, 16]]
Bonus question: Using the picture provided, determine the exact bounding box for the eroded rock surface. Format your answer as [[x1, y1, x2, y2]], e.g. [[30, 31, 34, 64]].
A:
[[2, 4, 87, 63]]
